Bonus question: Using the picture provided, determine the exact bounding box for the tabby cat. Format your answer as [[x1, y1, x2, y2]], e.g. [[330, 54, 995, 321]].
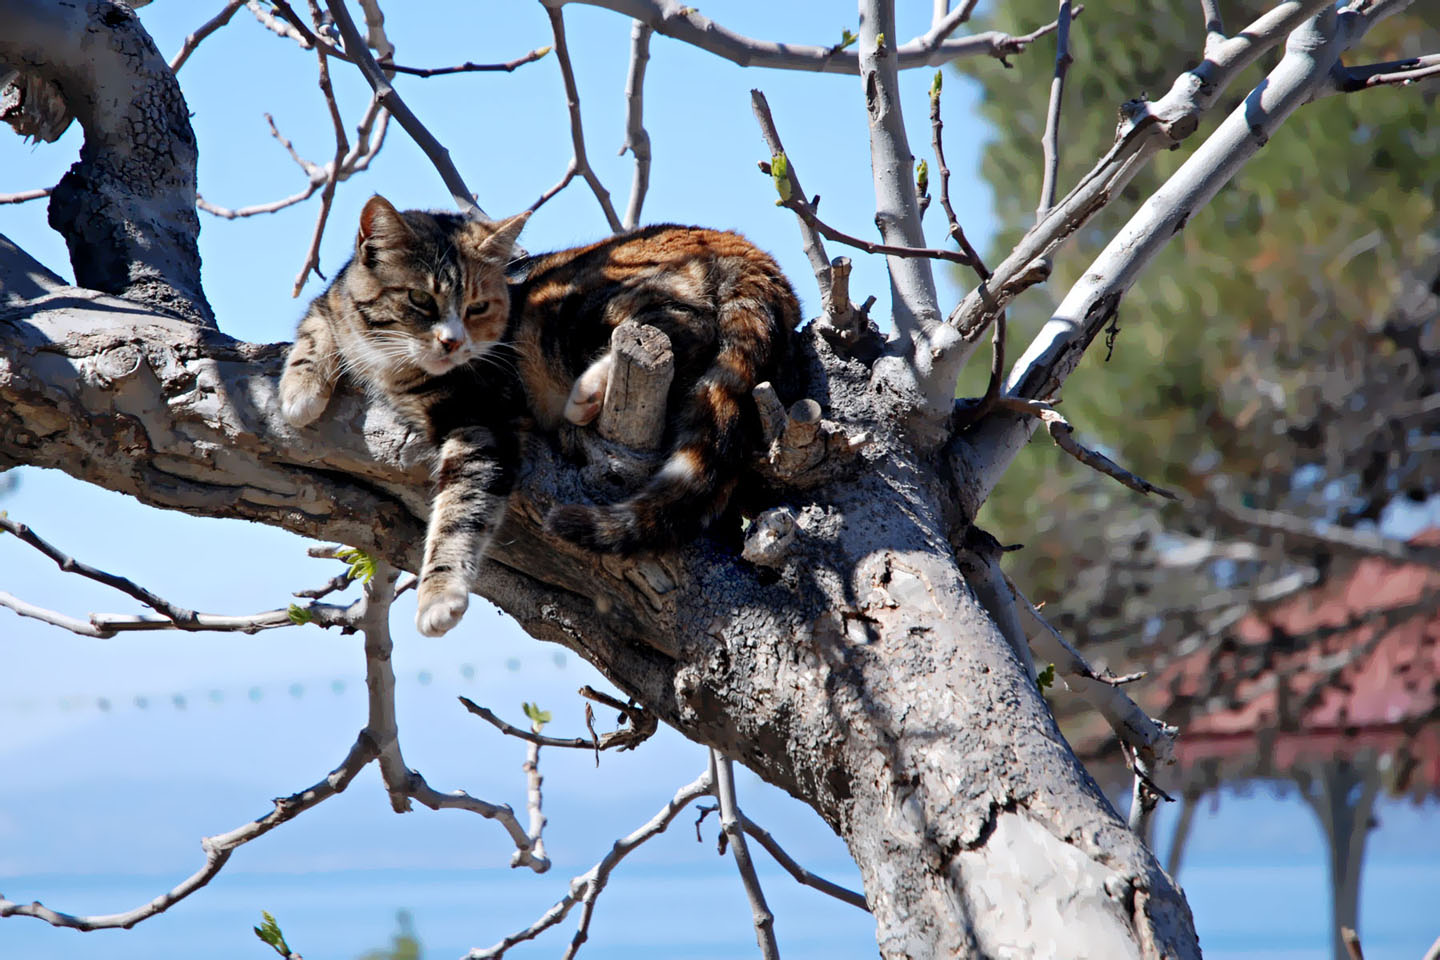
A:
[[280, 195, 799, 637]]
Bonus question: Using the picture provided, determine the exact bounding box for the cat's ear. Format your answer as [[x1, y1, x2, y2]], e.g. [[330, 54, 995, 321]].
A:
[[357, 195, 411, 266], [477, 211, 530, 262]]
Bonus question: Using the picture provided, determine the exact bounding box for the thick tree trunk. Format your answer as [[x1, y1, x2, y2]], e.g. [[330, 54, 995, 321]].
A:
[[0, 2, 1201, 956]]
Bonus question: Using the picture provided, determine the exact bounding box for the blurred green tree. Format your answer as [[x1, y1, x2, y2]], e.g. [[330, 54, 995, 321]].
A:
[[964, 1, 1439, 651]]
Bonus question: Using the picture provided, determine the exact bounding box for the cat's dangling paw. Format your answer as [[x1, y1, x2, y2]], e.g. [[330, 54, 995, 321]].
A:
[[279, 370, 332, 427], [416, 583, 469, 637], [564, 353, 614, 425]]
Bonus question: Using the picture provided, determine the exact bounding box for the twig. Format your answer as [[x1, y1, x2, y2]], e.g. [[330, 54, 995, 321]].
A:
[[1204, 497, 1440, 569], [1008, 576, 1178, 767], [995, 397, 1178, 499], [458, 696, 656, 753], [619, 20, 653, 230], [712, 752, 779, 959], [738, 812, 869, 910], [749, 89, 832, 301], [292, 35, 351, 296], [383, 47, 551, 77], [0, 516, 197, 625], [1332, 52, 1440, 92], [358, 567, 549, 871], [544, 0, 1072, 74], [0, 187, 50, 204], [1199, 0, 1226, 57], [1036, 0, 1074, 222], [169, 0, 248, 73], [0, 734, 377, 930], [523, 741, 548, 865], [323, 0, 482, 216], [542, 7, 623, 232], [465, 769, 715, 960]]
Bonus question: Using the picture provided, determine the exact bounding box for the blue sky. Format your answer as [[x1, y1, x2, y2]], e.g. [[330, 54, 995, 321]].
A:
[[2, 3, 1438, 959]]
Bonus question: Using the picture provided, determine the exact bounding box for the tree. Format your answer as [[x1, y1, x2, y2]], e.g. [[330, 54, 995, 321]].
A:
[[1, 1, 1433, 957]]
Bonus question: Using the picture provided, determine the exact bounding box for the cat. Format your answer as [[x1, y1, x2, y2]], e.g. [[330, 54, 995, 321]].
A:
[[279, 195, 800, 637]]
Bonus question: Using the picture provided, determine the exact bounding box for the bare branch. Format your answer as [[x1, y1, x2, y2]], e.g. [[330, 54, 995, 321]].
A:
[[169, 0, 248, 73], [1329, 51, 1440, 92], [523, 742, 549, 865], [1036, 0, 1074, 221], [737, 812, 869, 911], [383, 47, 552, 77], [0, 187, 50, 205], [0, 516, 197, 624], [995, 397, 1178, 500], [1199, 0, 1226, 57], [292, 39, 351, 296], [858, 0, 947, 389], [0, 734, 377, 930], [619, 21, 653, 230], [945, 0, 1336, 367], [356, 563, 551, 871], [458, 696, 656, 753], [543, 6, 623, 232], [543, 0, 1069, 74], [465, 769, 715, 960], [1009, 577, 1177, 769], [712, 752, 779, 959], [1203, 497, 1440, 569], [749, 89, 832, 301], [323, 0, 482, 216], [955, 2, 1405, 518]]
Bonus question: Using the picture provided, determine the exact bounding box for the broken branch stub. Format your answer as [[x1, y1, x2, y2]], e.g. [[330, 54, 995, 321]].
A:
[[597, 320, 674, 452]]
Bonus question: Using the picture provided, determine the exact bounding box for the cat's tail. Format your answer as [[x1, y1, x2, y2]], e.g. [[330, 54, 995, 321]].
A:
[[545, 284, 797, 554]]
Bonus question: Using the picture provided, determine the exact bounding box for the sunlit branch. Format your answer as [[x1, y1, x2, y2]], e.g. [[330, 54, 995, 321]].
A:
[[619, 20, 653, 230], [0, 734, 378, 930], [465, 769, 715, 960], [169, 0, 248, 73], [542, 0, 1069, 74], [323, 0, 483, 216], [542, 6, 623, 232], [713, 751, 779, 960]]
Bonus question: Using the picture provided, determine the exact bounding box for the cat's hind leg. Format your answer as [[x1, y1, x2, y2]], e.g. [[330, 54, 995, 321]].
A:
[[564, 352, 614, 426]]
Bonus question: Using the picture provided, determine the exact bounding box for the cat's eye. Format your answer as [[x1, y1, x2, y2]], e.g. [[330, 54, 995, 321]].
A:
[[408, 290, 436, 312], [465, 300, 492, 318]]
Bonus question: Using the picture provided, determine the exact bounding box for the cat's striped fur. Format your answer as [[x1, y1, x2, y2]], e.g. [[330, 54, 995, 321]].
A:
[[279, 195, 799, 636]]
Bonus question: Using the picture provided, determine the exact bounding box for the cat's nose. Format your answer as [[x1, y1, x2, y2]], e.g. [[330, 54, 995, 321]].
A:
[[436, 334, 463, 354]]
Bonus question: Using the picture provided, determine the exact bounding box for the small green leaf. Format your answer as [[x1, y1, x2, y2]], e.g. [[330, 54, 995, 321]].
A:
[[522, 701, 552, 732], [875, 32, 886, 51], [838, 29, 857, 50], [534, 45, 552, 59], [1036, 663, 1056, 691], [770, 152, 792, 204], [930, 70, 943, 101], [916, 159, 929, 195], [287, 604, 313, 626], [334, 546, 377, 584], [253, 911, 292, 957]]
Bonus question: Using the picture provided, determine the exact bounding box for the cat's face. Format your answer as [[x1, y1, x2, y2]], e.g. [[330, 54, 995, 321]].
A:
[[340, 196, 528, 380]]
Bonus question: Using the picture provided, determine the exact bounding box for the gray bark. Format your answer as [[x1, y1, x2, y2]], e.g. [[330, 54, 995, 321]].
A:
[[0, 2, 1200, 957]]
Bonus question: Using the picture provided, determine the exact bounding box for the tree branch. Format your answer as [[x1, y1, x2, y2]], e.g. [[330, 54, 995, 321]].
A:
[[712, 751, 780, 960], [542, 0, 1067, 74], [543, 6, 623, 232], [0, 734, 378, 930], [322, 0, 483, 216], [619, 20, 653, 230]]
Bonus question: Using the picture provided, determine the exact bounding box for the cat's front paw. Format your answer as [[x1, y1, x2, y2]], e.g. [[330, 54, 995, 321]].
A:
[[279, 372, 332, 427], [416, 582, 469, 637]]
